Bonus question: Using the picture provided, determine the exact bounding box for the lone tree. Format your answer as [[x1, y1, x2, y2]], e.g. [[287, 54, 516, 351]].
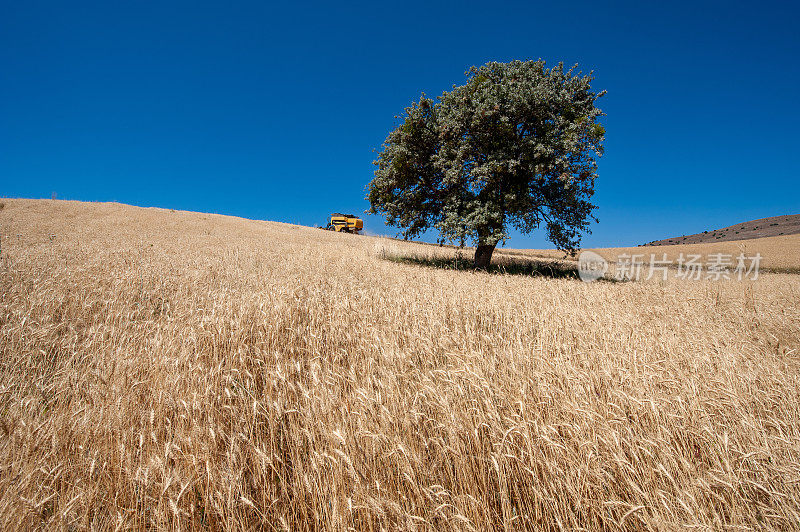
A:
[[367, 60, 605, 268]]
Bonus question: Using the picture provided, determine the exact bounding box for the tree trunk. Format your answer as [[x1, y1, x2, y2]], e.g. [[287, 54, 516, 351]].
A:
[[474, 243, 496, 269]]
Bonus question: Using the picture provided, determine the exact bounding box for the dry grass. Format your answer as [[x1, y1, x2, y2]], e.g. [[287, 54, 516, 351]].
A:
[[1, 198, 800, 530]]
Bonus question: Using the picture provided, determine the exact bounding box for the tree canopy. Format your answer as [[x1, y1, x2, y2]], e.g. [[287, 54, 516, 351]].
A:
[[367, 59, 606, 268]]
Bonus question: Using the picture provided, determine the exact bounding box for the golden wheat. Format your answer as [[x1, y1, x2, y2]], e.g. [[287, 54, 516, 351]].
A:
[[1, 199, 799, 530]]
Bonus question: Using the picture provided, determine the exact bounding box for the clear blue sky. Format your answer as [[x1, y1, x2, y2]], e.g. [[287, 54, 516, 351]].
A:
[[2, 0, 798, 248]]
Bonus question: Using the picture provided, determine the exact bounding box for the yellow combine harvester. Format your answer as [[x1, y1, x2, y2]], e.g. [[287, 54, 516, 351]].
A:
[[326, 213, 363, 234]]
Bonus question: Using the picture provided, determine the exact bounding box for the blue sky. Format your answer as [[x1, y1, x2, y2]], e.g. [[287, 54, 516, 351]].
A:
[[2, 0, 798, 248]]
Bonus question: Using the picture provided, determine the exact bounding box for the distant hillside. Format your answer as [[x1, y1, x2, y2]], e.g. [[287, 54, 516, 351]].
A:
[[643, 214, 800, 246]]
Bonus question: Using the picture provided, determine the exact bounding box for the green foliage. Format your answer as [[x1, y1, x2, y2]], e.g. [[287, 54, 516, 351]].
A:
[[367, 60, 605, 253]]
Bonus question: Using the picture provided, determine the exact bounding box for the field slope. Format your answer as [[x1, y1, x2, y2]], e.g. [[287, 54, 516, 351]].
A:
[[1, 199, 799, 530]]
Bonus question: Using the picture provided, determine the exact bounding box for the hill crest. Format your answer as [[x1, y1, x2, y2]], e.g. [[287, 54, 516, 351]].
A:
[[642, 214, 800, 246]]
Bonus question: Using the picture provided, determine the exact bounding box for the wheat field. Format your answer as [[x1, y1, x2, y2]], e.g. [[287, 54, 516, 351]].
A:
[[1, 198, 799, 530]]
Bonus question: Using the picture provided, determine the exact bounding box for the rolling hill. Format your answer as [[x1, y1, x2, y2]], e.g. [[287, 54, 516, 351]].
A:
[[642, 213, 800, 246], [1, 198, 799, 530]]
